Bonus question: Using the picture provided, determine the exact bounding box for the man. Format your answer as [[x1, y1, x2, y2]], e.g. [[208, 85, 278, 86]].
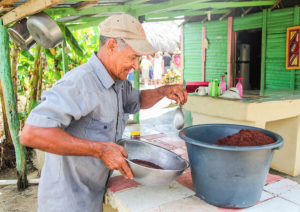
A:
[[20, 14, 187, 212], [162, 51, 171, 75]]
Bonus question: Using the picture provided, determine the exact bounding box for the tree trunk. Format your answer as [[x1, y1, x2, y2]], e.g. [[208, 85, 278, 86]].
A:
[[0, 82, 13, 144], [0, 19, 28, 190], [11, 43, 20, 104], [28, 45, 41, 113], [37, 49, 44, 100]]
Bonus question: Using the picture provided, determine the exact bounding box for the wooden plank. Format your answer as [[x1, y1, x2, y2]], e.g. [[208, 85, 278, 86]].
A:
[[135, 0, 277, 16], [0, 5, 14, 13], [260, 9, 267, 91], [227, 17, 233, 88], [68, 17, 106, 30], [45, 5, 125, 16], [0, 179, 39, 185], [270, 0, 282, 10], [135, 0, 211, 16], [0, 18, 27, 189], [125, 0, 150, 5], [290, 6, 299, 89], [241, 6, 254, 17], [73, 1, 97, 11], [2, 0, 67, 26], [202, 26, 206, 82], [0, 0, 19, 7], [146, 9, 230, 19], [201, 16, 208, 23], [220, 8, 235, 20]]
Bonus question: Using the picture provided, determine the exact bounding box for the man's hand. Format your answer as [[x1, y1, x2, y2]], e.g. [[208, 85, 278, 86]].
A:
[[92, 142, 133, 179], [158, 84, 187, 104], [140, 84, 188, 109]]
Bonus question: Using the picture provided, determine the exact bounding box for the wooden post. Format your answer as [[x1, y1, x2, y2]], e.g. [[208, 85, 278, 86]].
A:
[[11, 43, 20, 103], [227, 17, 233, 88], [0, 19, 28, 190], [133, 68, 140, 124], [291, 6, 299, 89], [62, 39, 69, 74], [260, 10, 267, 91], [202, 26, 206, 82]]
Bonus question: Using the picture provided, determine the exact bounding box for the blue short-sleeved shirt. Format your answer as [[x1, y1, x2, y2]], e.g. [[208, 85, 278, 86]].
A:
[[25, 52, 141, 212]]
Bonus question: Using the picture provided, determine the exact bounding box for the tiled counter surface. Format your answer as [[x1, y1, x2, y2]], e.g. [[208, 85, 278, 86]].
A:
[[104, 125, 300, 212]]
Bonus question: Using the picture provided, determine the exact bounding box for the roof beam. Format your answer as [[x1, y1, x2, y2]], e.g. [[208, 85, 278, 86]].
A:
[[1, 0, 67, 26], [45, 5, 125, 16], [135, 0, 277, 16], [146, 9, 230, 19], [135, 0, 211, 16], [68, 17, 106, 30], [0, 0, 19, 7], [125, 0, 150, 5], [73, 1, 98, 11]]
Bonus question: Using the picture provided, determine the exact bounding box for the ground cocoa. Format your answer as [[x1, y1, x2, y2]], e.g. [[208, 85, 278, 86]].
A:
[[130, 159, 164, 170], [215, 129, 275, 147]]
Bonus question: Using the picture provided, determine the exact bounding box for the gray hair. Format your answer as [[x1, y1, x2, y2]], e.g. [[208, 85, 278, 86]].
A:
[[99, 35, 128, 51]]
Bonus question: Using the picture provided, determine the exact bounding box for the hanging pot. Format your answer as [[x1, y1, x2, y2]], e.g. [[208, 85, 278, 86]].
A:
[[27, 11, 63, 49], [7, 18, 36, 51]]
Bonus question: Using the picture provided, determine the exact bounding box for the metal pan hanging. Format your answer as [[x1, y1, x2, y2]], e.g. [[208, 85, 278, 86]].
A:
[[27, 11, 63, 49], [7, 18, 36, 51]]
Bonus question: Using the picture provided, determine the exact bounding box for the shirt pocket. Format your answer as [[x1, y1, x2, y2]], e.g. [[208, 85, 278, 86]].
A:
[[85, 116, 115, 142]]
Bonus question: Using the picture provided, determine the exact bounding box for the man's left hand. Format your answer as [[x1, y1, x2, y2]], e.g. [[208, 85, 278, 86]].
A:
[[158, 84, 188, 104]]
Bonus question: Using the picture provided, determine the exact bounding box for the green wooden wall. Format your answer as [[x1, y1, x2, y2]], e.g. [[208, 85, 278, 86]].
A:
[[183, 20, 228, 83], [183, 7, 300, 90]]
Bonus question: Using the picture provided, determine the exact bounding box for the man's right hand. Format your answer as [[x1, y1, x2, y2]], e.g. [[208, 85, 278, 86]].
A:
[[92, 142, 133, 179]]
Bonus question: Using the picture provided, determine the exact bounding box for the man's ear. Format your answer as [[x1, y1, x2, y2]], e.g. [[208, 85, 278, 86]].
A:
[[106, 38, 118, 56]]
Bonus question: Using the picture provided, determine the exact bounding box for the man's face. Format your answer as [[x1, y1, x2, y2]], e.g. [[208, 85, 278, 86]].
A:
[[107, 39, 141, 81]]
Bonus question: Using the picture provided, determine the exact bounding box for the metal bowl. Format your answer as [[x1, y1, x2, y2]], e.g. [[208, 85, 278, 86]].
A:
[[7, 18, 36, 51], [118, 139, 189, 186], [27, 11, 63, 49]]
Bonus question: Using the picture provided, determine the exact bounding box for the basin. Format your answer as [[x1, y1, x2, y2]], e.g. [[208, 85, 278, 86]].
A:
[[118, 139, 189, 186], [179, 124, 284, 208]]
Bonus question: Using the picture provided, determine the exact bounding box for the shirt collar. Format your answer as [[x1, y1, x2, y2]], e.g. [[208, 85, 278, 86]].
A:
[[89, 52, 114, 89]]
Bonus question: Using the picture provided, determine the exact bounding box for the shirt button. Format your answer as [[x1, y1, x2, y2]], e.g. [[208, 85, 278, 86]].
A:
[[104, 126, 107, 129]]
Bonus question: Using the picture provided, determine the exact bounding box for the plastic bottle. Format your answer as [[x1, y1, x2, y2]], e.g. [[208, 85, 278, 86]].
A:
[[220, 75, 226, 93], [236, 78, 243, 97]]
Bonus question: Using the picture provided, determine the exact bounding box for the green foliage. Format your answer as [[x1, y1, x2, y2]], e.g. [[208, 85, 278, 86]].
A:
[[12, 25, 100, 124]]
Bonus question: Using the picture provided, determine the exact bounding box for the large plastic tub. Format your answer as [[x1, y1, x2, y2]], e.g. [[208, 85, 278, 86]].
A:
[[179, 124, 284, 208]]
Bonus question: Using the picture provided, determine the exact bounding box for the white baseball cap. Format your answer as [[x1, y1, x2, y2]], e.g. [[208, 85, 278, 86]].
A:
[[99, 14, 157, 55]]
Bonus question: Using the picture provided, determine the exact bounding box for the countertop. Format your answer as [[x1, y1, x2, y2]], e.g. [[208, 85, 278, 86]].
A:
[[188, 89, 300, 103]]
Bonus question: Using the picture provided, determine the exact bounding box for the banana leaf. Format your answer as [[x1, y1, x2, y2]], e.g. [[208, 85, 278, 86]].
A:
[[21, 50, 34, 61], [57, 23, 84, 58]]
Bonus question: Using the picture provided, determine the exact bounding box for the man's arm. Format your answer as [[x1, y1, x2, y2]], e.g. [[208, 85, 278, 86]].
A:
[[20, 125, 133, 179], [140, 84, 187, 109]]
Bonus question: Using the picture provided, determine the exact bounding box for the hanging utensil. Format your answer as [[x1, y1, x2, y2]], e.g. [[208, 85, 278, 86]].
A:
[[27, 11, 63, 49], [174, 80, 186, 130], [7, 18, 36, 51]]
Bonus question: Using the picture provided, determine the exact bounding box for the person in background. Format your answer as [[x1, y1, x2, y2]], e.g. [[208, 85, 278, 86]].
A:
[[153, 52, 164, 88], [140, 55, 152, 87], [127, 68, 134, 87], [172, 48, 181, 70], [148, 55, 154, 86], [163, 51, 171, 75]]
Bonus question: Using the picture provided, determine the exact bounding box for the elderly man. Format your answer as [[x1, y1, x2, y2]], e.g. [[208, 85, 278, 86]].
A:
[[20, 14, 187, 212]]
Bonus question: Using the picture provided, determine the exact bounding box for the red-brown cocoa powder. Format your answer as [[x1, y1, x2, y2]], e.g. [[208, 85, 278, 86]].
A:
[[130, 159, 164, 170], [215, 129, 275, 147]]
